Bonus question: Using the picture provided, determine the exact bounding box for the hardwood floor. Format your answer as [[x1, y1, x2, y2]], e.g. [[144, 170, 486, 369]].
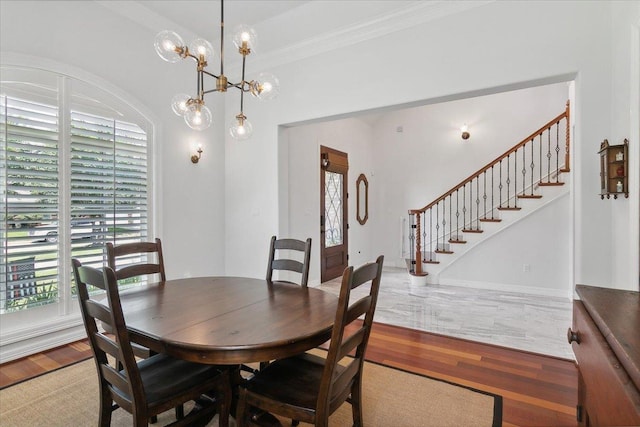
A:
[[0, 322, 577, 427], [366, 322, 577, 427]]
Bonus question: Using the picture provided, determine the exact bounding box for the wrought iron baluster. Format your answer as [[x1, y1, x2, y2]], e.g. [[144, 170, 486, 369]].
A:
[[491, 165, 495, 219], [514, 149, 518, 200], [506, 154, 511, 207], [475, 176, 480, 229], [555, 122, 560, 182], [463, 183, 467, 230], [468, 180, 473, 229], [448, 194, 452, 243], [547, 128, 551, 182], [498, 160, 503, 208], [427, 208, 432, 262], [483, 171, 487, 219], [435, 202, 440, 251], [455, 189, 460, 240], [539, 133, 543, 184], [521, 146, 526, 196], [530, 138, 535, 194]]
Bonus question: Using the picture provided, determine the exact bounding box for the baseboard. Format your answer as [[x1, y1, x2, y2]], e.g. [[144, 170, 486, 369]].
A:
[[0, 315, 86, 363], [438, 277, 572, 299]]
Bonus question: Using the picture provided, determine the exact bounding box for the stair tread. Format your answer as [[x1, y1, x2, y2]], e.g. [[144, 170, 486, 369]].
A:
[[448, 239, 467, 244], [538, 182, 564, 186], [518, 194, 543, 199], [497, 206, 522, 211], [462, 228, 483, 233], [479, 218, 502, 222], [424, 260, 440, 264], [435, 250, 454, 254]]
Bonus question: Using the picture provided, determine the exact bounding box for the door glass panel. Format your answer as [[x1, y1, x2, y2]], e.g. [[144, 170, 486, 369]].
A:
[[324, 171, 343, 248]]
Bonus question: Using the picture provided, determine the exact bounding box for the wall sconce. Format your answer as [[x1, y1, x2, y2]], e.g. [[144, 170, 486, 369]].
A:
[[321, 153, 330, 169], [191, 145, 203, 164], [461, 124, 470, 140]]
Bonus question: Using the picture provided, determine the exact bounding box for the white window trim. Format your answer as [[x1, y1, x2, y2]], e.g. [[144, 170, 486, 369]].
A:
[[0, 52, 162, 363]]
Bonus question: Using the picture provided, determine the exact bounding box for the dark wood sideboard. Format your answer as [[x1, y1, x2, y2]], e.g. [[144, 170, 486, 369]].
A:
[[568, 285, 640, 426]]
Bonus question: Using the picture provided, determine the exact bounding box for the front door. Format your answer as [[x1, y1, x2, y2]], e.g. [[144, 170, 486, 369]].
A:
[[320, 146, 348, 282]]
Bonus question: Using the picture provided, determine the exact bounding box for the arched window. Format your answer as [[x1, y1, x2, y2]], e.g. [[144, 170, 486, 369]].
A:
[[0, 66, 154, 314]]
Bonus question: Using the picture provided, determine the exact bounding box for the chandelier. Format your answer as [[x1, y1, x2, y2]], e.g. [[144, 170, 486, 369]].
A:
[[153, 0, 279, 139]]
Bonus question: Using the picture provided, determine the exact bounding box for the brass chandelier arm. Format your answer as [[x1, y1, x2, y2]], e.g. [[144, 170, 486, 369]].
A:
[[202, 69, 222, 80]]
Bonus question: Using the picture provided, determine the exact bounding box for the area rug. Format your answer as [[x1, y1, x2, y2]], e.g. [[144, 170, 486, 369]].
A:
[[0, 358, 501, 426]]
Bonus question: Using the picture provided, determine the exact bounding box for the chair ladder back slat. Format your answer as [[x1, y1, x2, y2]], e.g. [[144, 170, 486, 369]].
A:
[[101, 365, 132, 400], [274, 238, 308, 251], [93, 330, 122, 359], [271, 259, 304, 273], [345, 297, 371, 324], [330, 361, 360, 401], [85, 300, 113, 325], [337, 327, 366, 361]]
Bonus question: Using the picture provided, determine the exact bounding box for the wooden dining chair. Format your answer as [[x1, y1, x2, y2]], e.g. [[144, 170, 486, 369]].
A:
[[105, 238, 177, 421], [245, 235, 313, 375], [72, 259, 231, 427], [265, 235, 312, 287], [236, 255, 384, 427], [106, 238, 165, 363], [106, 238, 166, 283]]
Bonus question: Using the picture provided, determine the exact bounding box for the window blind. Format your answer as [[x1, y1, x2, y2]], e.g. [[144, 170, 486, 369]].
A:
[[1, 91, 149, 313]]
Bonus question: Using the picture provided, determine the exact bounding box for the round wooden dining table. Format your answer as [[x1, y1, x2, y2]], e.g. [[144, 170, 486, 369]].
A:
[[116, 276, 339, 365]]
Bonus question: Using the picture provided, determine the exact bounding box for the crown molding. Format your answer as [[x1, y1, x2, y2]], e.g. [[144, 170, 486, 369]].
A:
[[97, 1, 493, 72], [249, 1, 494, 71]]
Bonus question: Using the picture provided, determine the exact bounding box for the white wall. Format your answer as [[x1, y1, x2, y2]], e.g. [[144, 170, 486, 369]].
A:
[[0, 1, 227, 280], [223, 1, 638, 291]]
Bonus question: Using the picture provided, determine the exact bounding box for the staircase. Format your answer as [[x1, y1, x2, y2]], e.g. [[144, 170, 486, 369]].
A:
[[407, 101, 570, 283]]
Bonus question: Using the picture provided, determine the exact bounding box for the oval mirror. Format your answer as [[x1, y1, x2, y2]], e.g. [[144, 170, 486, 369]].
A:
[[356, 173, 368, 225]]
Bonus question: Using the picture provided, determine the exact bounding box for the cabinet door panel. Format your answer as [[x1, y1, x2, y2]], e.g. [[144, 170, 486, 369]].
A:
[[573, 301, 640, 426]]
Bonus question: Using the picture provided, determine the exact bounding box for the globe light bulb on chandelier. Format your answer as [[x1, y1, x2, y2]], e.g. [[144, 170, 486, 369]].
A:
[[154, 0, 279, 138]]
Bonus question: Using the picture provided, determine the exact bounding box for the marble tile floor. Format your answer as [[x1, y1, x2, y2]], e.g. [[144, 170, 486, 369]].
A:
[[318, 267, 575, 360]]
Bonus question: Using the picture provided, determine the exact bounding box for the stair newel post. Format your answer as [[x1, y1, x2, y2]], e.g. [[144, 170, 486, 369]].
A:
[[414, 211, 423, 275], [408, 212, 415, 273]]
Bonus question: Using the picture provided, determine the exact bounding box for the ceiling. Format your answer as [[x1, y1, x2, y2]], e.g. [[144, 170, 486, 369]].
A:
[[96, 0, 491, 126], [102, 1, 430, 58]]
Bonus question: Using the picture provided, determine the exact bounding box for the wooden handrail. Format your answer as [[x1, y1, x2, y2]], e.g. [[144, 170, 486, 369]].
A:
[[409, 101, 570, 215]]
